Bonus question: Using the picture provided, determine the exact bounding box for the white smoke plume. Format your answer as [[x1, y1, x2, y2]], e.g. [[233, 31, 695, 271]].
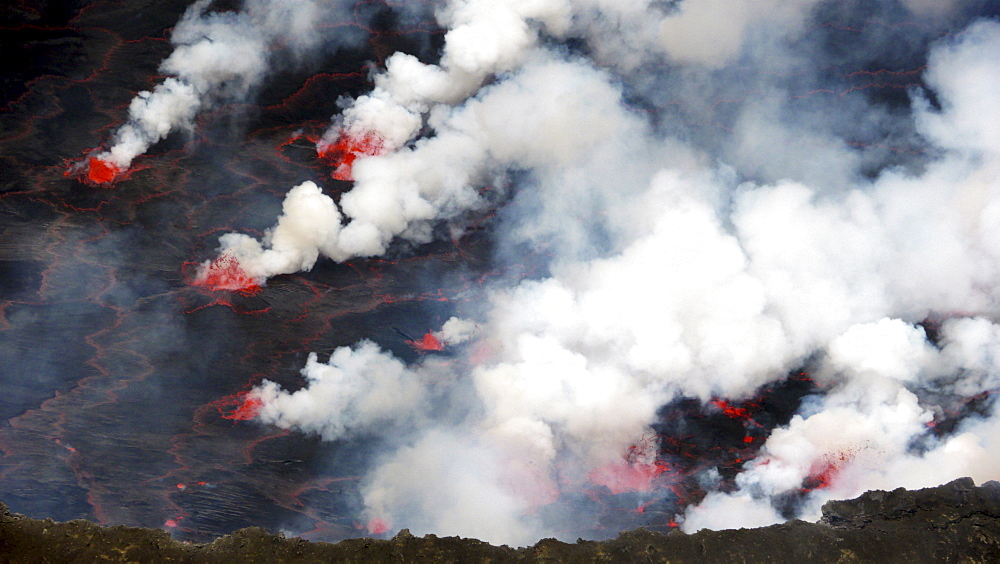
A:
[[680, 17, 1000, 532], [186, 0, 1000, 547], [80, 0, 328, 177], [318, 0, 574, 150], [215, 0, 834, 279], [209, 48, 649, 280], [254, 340, 427, 441]]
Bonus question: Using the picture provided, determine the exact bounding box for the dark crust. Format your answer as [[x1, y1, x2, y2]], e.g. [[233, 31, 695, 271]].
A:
[[2, 478, 999, 563]]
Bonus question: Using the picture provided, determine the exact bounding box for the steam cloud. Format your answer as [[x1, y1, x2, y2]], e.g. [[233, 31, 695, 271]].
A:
[[111, 0, 1000, 546], [77, 0, 338, 176]]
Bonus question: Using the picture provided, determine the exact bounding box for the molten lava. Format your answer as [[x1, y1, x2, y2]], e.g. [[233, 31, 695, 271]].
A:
[[802, 450, 855, 492], [588, 459, 670, 494], [220, 393, 263, 421], [802, 462, 839, 492], [588, 441, 671, 494], [406, 332, 444, 353], [317, 131, 384, 181], [366, 517, 389, 535], [87, 157, 119, 184], [711, 399, 751, 421], [193, 254, 262, 295]]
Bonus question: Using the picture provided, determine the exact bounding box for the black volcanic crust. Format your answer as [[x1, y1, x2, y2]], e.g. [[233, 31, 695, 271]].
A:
[[1, 478, 999, 562]]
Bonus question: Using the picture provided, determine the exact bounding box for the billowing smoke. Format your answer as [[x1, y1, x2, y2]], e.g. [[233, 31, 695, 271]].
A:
[[120, 0, 1000, 547], [70, 0, 341, 182], [204, 49, 646, 283]]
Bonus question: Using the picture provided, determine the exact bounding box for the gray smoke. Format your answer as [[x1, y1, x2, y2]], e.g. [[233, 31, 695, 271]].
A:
[[180, 0, 1000, 546], [81, 0, 345, 173]]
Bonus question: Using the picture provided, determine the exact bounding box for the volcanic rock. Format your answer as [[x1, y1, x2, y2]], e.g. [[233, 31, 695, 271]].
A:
[[1, 478, 998, 562]]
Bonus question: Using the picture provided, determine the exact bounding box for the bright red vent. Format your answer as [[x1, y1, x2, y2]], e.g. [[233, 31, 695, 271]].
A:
[[193, 254, 261, 295], [87, 157, 120, 184], [317, 131, 384, 181]]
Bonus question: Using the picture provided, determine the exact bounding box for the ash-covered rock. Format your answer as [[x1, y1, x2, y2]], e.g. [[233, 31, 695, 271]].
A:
[[821, 477, 1000, 530], [2, 478, 999, 562]]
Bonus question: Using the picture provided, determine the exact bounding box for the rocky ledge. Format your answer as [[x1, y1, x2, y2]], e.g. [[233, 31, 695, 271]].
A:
[[2, 478, 998, 562]]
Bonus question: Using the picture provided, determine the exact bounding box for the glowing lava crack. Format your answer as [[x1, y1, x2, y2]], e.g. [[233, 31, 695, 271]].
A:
[[317, 131, 385, 181]]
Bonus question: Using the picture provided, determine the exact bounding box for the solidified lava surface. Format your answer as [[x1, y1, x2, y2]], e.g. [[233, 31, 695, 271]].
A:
[[0, 0, 471, 544], [1, 478, 999, 562], [0, 0, 765, 542], [6, 0, 997, 550]]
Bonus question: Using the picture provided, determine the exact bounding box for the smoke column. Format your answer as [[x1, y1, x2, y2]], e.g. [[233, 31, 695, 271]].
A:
[[57, 0, 1000, 547], [67, 0, 344, 183]]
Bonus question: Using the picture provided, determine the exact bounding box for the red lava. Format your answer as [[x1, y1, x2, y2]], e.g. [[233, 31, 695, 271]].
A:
[[633, 500, 657, 514], [588, 459, 670, 494], [802, 462, 839, 491], [194, 254, 262, 295], [221, 393, 263, 421], [802, 449, 856, 492], [317, 130, 384, 181], [589, 439, 672, 494], [406, 332, 444, 353], [711, 399, 750, 420], [366, 517, 389, 535], [87, 157, 119, 184]]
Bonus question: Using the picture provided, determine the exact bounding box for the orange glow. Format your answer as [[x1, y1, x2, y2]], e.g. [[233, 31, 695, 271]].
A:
[[711, 399, 750, 420], [194, 254, 261, 295], [222, 394, 263, 421], [588, 459, 669, 494], [589, 438, 671, 494], [87, 157, 119, 184], [317, 131, 384, 181], [803, 462, 838, 491], [469, 342, 496, 365], [407, 332, 443, 353], [366, 517, 389, 535], [802, 449, 855, 492]]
